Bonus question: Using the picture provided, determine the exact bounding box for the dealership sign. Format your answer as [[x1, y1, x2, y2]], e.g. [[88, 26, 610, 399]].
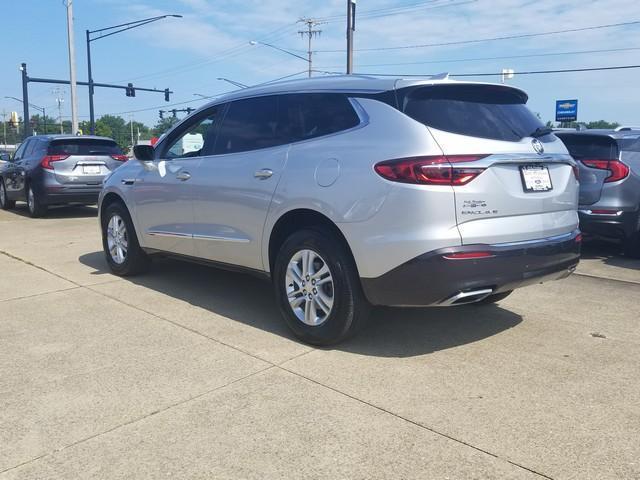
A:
[[556, 99, 578, 122]]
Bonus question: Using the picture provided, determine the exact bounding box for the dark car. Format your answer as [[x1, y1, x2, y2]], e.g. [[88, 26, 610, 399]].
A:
[[0, 135, 127, 217], [556, 129, 640, 257]]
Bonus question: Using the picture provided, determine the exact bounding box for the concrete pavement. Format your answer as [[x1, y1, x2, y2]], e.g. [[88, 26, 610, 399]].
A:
[[1, 204, 639, 479]]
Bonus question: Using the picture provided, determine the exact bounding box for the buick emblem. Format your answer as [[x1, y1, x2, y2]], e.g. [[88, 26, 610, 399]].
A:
[[532, 138, 544, 155]]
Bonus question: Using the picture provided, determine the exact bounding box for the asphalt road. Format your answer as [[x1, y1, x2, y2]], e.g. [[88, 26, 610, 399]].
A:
[[1, 204, 639, 479]]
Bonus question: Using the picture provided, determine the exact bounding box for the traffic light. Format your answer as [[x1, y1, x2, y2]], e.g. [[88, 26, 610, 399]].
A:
[[159, 110, 164, 119], [125, 83, 135, 97], [164, 88, 170, 102]]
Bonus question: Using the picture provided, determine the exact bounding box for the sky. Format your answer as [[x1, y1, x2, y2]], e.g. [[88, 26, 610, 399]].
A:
[[1, 0, 640, 128]]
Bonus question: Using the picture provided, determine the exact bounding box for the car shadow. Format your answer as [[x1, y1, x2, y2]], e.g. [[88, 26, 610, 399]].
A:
[[6, 203, 98, 219], [580, 237, 640, 271], [79, 251, 523, 358]]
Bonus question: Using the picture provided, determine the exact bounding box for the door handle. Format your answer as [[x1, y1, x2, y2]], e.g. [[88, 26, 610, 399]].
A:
[[254, 168, 273, 179], [176, 171, 191, 181]]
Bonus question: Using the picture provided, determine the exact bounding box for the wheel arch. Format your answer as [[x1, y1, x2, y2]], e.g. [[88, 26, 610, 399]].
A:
[[266, 208, 358, 276]]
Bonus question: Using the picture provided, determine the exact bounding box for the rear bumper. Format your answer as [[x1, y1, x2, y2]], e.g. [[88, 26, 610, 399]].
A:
[[43, 187, 101, 205], [361, 230, 581, 307], [578, 209, 639, 239]]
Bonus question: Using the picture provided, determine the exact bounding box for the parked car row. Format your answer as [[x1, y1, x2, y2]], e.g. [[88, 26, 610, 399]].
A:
[[1, 75, 636, 344]]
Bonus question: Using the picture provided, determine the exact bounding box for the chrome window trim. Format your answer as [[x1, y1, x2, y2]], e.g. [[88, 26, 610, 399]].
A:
[[192, 233, 250, 243]]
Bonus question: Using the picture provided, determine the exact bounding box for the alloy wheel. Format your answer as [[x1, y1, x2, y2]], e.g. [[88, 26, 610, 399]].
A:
[[106, 214, 128, 264], [0, 182, 5, 207], [27, 187, 34, 213], [285, 249, 334, 326]]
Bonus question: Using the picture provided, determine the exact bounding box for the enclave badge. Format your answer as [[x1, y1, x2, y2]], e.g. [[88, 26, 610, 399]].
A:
[[532, 138, 544, 155]]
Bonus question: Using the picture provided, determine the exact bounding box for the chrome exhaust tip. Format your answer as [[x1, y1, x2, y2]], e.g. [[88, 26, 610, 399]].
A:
[[440, 288, 494, 306]]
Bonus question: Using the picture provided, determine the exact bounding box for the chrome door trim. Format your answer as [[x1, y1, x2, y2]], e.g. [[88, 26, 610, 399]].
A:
[[192, 233, 250, 243], [147, 230, 193, 238]]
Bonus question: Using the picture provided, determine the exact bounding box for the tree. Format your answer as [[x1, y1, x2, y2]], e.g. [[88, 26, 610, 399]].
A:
[[152, 116, 179, 137]]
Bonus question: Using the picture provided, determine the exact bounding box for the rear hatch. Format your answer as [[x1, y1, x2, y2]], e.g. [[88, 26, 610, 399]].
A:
[[45, 138, 127, 185], [555, 133, 620, 205], [399, 83, 579, 244]]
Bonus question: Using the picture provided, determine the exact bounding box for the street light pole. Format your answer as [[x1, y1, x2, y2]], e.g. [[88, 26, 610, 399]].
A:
[[65, 0, 79, 134], [346, 0, 356, 74], [86, 14, 182, 135], [216, 78, 248, 88]]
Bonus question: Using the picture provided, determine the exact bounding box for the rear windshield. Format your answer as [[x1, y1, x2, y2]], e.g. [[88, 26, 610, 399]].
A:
[[618, 135, 640, 152], [48, 139, 122, 156], [556, 134, 619, 160], [401, 84, 543, 142]]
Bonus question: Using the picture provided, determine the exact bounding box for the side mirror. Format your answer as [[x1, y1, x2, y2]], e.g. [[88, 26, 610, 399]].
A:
[[133, 145, 155, 161]]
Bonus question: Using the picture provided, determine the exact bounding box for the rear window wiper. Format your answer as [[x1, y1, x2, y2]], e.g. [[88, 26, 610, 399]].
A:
[[529, 126, 553, 138]]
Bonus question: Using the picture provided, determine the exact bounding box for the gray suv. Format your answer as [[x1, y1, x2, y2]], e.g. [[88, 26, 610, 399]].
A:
[[99, 76, 581, 345], [556, 130, 640, 257], [0, 135, 127, 217]]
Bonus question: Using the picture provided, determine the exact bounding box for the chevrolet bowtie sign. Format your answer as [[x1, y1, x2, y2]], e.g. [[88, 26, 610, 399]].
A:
[[556, 99, 578, 122]]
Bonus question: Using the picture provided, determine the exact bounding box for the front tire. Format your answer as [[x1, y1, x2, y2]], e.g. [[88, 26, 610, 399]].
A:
[[27, 185, 47, 217], [101, 202, 150, 276], [0, 179, 15, 210], [273, 228, 369, 346]]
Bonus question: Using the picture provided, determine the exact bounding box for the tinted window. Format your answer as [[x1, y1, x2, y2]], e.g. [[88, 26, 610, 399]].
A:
[[48, 139, 122, 155], [401, 84, 543, 142], [279, 93, 360, 142], [556, 134, 618, 160], [164, 108, 220, 159], [618, 135, 640, 152], [215, 96, 283, 154], [13, 142, 27, 160]]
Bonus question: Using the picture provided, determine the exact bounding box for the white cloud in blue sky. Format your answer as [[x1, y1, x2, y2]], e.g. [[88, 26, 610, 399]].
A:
[[2, 0, 640, 126]]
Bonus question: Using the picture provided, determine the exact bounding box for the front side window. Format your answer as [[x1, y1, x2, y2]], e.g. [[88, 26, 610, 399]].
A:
[[164, 109, 220, 159], [214, 96, 282, 154]]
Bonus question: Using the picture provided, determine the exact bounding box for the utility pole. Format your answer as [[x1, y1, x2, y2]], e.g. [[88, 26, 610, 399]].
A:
[[1, 110, 7, 147], [65, 0, 79, 134], [20, 63, 31, 138], [53, 88, 65, 134], [129, 114, 134, 148], [298, 18, 322, 78], [346, 0, 356, 74]]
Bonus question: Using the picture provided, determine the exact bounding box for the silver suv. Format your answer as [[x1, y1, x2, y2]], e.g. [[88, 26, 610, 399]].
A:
[[99, 76, 581, 345]]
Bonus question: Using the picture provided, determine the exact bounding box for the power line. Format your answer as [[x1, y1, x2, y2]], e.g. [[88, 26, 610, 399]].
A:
[[318, 0, 472, 22], [316, 19, 640, 53], [316, 46, 640, 69]]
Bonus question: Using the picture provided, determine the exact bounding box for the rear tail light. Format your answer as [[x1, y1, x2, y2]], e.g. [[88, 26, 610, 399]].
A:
[[41, 155, 69, 170], [443, 251, 495, 260], [575, 233, 583, 243], [111, 154, 128, 162], [581, 158, 629, 183], [571, 164, 580, 180], [589, 209, 622, 215], [374, 155, 488, 186]]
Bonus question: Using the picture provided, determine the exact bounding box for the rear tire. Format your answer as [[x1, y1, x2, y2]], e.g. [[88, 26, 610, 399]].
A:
[[478, 290, 513, 305], [27, 185, 47, 218], [273, 228, 369, 346], [101, 202, 150, 276], [0, 179, 15, 210]]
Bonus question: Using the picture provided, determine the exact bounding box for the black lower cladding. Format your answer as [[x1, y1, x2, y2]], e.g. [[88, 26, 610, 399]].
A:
[[361, 230, 581, 307], [579, 210, 639, 239]]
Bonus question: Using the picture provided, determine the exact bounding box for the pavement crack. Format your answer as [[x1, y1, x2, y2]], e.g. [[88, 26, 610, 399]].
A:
[[0, 285, 82, 304], [0, 250, 82, 287], [277, 365, 555, 480]]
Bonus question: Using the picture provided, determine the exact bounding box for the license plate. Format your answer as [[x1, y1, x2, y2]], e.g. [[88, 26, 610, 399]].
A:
[[520, 165, 552, 192], [82, 165, 101, 175]]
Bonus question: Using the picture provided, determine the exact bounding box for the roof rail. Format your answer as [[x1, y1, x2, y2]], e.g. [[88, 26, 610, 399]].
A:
[[614, 126, 640, 131], [429, 72, 450, 80]]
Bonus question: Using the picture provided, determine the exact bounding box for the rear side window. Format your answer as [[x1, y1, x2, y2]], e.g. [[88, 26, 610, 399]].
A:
[[556, 134, 618, 160], [279, 93, 360, 142], [48, 139, 122, 156], [401, 84, 543, 141]]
